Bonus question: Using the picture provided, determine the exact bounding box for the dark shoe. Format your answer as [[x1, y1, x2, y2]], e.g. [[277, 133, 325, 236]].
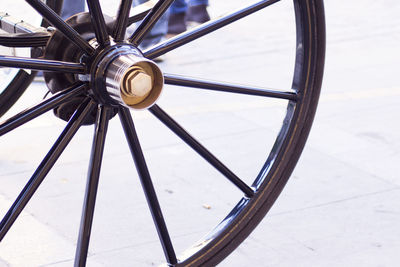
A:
[[186, 4, 210, 24], [168, 12, 187, 35]]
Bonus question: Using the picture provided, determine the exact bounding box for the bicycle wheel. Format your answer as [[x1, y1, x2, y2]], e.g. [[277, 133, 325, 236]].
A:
[[0, 0, 325, 266]]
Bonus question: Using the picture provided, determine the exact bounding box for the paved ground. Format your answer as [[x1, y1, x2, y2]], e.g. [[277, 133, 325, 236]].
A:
[[1, 0, 400, 266]]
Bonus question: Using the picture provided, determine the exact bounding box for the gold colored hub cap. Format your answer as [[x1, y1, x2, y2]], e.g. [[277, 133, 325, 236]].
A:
[[121, 67, 153, 105]]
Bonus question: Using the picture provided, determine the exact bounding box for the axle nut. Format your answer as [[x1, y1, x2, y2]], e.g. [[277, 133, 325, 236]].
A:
[[122, 68, 153, 104]]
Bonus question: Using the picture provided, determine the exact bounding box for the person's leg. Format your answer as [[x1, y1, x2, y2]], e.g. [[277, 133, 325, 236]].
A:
[[60, 0, 169, 49], [168, 0, 187, 35], [133, 0, 169, 49], [61, 0, 85, 20], [169, 0, 187, 14], [189, 0, 208, 6], [187, 0, 210, 24]]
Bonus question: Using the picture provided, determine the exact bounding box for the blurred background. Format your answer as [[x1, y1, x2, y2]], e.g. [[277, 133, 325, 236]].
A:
[[0, 0, 399, 266]]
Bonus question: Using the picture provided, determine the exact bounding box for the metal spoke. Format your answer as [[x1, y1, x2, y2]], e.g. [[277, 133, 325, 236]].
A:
[[127, 1, 153, 25], [113, 0, 133, 42], [0, 99, 96, 241], [0, 84, 86, 136], [86, 0, 110, 47], [164, 74, 298, 101], [144, 0, 280, 59], [149, 105, 255, 197], [118, 107, 177, 265], [0, 55, 85, 73], [106, 1, 155, 31], [75, 105, 111, 267], [26, 0, 95, 55], [129, 0, 174, 46]]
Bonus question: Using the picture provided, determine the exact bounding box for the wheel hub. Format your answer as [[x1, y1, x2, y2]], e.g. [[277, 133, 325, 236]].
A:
[[92, 44, 163, 109], [43, 12, 164, 123]]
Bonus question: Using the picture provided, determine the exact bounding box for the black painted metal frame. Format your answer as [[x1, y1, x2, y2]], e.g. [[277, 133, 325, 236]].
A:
[[0, 0, 324, 265]]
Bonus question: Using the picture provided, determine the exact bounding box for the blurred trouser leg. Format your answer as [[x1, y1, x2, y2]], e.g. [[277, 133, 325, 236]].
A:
[[61, 0, 85, 20], [187, 0, 210, 24], [170, 0, 187, 14], [59, 0, 168, 49], [189, 0, 208, 6], [168, 0, 187, 35], [134, 0, 169, 49]]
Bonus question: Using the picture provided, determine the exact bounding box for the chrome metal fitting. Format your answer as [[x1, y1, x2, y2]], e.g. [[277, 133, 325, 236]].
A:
[[101, 47, 163, 109]]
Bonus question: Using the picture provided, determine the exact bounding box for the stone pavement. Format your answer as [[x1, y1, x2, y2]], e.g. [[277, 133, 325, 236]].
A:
[[1, 0, 400, 266]]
